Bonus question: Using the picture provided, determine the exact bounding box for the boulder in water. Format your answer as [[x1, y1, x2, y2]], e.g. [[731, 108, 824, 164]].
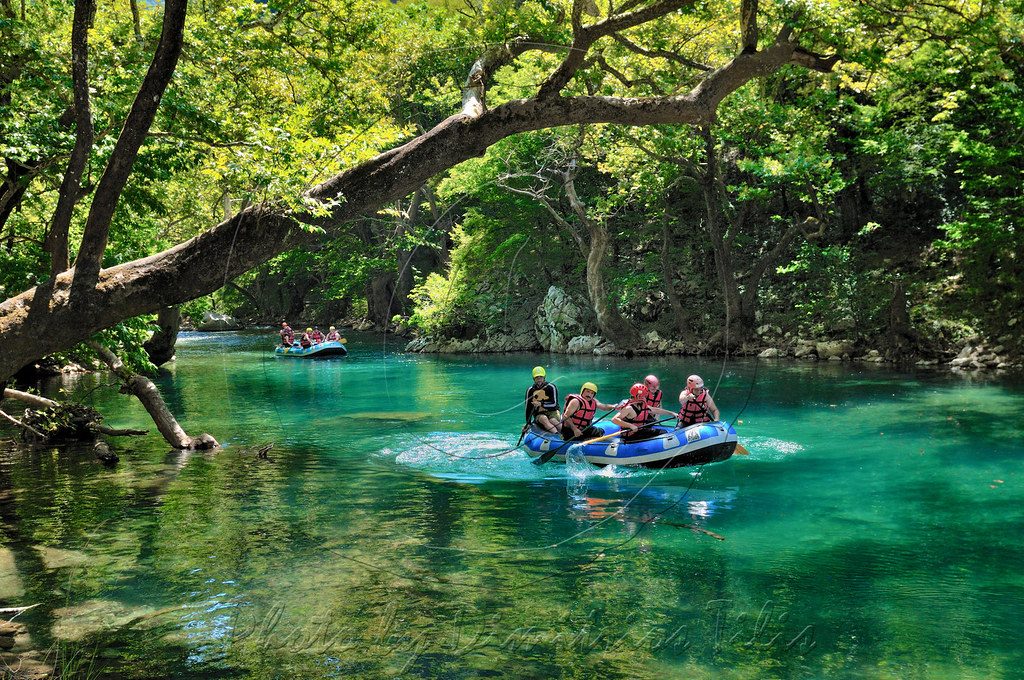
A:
[[197, 311, 241, 331]]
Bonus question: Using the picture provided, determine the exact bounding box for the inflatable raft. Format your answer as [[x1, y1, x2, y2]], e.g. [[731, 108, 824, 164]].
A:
[[523, 420, 736, 468], [274, 340, 348, 358]]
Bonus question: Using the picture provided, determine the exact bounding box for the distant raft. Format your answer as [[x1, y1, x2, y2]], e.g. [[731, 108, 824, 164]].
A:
[[274, 341, 348, 358], [523, 420, 736, 468]]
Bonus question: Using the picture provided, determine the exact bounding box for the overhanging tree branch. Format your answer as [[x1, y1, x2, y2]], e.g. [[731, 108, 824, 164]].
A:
[[0, 17, 839, 381]]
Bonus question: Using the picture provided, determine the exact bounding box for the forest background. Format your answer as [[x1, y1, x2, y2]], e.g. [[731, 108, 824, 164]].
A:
[[1, 0, 1021, 379]]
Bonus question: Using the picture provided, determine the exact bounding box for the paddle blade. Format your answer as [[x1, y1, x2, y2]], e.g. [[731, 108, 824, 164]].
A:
[[533, 446, 561, 465], [734, 442, 750, 455]]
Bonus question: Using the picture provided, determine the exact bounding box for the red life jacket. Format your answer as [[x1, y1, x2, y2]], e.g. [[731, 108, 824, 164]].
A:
[[678, 390, 711, 426], [621, 400, 650, 426], [564, 394, 597, 430], [300, 333, 312, 348], [644, 388, 662, 409]]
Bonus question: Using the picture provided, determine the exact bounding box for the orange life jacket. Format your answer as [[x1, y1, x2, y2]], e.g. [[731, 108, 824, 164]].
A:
[[564, 393, 597, 430]]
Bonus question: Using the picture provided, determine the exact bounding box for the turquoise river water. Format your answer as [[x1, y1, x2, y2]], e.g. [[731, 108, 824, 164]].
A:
[[1, 330, 1023, 678]]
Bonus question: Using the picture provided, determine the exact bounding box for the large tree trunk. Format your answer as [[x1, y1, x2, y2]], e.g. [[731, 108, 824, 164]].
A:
[[699, 127, 746, 347], [660, 205, 688, 335], [0, 30, 835, 380], [143, 305, 181, 366], [366, 272, 401, 327], [562, 169, 639, 347]]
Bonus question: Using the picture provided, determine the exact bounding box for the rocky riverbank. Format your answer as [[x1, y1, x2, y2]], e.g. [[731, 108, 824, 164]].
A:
[[402, 286, 1023, 373]]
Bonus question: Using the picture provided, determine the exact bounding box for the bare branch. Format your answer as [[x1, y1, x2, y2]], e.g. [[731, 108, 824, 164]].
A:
[[147, 130, 258, 148], [538, 0, 698, 99], [2, 388, 59, 409], [462, 37, 565, 117], [0, 408, 44, 439], [129, 0, 142, 42], [96, 424, 149, 436], [611, 34, 711, 71], [88, 340, 218, 450]]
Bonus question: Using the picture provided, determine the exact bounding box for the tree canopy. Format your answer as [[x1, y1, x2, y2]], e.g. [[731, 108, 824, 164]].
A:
[[1, 0, 1021, 385]]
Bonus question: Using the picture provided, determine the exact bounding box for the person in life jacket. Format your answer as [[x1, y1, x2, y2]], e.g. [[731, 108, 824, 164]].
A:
[[311, 326, 325, 344], [325, 326, 341, 342], [523, 366, 560, 434], [642, 374, 663, 424], [279, 321, 295, 347], [300, 327, 314, 349], [561, 382, 620, 441], [612, 383, 662, 441], [677, 374, 720, 427]]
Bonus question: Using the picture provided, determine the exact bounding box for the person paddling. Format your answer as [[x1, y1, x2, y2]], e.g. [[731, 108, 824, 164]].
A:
[[325, 326, 341, 342], [677, 374, 719, 426], [523, 366, 560, 435], [299, 327, 314, 349], [612, 383, 663, 441], [561, 382, 619, 441]]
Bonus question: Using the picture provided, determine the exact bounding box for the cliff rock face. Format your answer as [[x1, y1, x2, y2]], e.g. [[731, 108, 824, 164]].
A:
[[534, 286, 586, 352]]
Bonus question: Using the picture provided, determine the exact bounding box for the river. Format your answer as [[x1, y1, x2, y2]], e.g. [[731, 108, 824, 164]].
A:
[[1, 330, 1023, 678]]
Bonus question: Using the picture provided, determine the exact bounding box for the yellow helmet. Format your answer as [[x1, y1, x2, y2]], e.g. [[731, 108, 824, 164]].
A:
[[532, 366, 546, 378], [581, 382, 598, 394], [306, 327, 312, 332], [329, 326, 336, 330]]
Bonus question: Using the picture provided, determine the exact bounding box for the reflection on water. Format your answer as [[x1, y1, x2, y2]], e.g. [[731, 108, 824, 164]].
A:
[[1, 330, 1023, 678]]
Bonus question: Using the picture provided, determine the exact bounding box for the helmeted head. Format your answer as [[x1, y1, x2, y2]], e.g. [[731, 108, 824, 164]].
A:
[[687, 374, 704, 391], [306, 327, 313, 333], [581, 381, 598, 398], [629, 383, 648, 402], [329, 326, 336, 331], [532, 366, 546, 380], [281, 321, 289, 327], [644, 374, 660, 391]]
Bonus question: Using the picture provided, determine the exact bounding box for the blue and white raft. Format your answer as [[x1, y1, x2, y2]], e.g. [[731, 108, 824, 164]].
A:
[[523, 420, 737, 468], [273, 341, 348, 358]]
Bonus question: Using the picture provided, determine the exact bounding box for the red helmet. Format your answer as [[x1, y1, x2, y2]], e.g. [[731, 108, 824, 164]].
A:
[[629, 383, 648, 401]]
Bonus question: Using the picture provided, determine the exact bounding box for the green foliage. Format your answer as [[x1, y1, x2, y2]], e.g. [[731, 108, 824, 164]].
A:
[[775, 244, 891, 340], [21, 402, 103, 442], [1, 0, 1020, 362]]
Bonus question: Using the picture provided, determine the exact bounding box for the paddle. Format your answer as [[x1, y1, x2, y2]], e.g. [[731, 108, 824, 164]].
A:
[[517, 402, 536, 447], [532, 415, 678, 465]]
